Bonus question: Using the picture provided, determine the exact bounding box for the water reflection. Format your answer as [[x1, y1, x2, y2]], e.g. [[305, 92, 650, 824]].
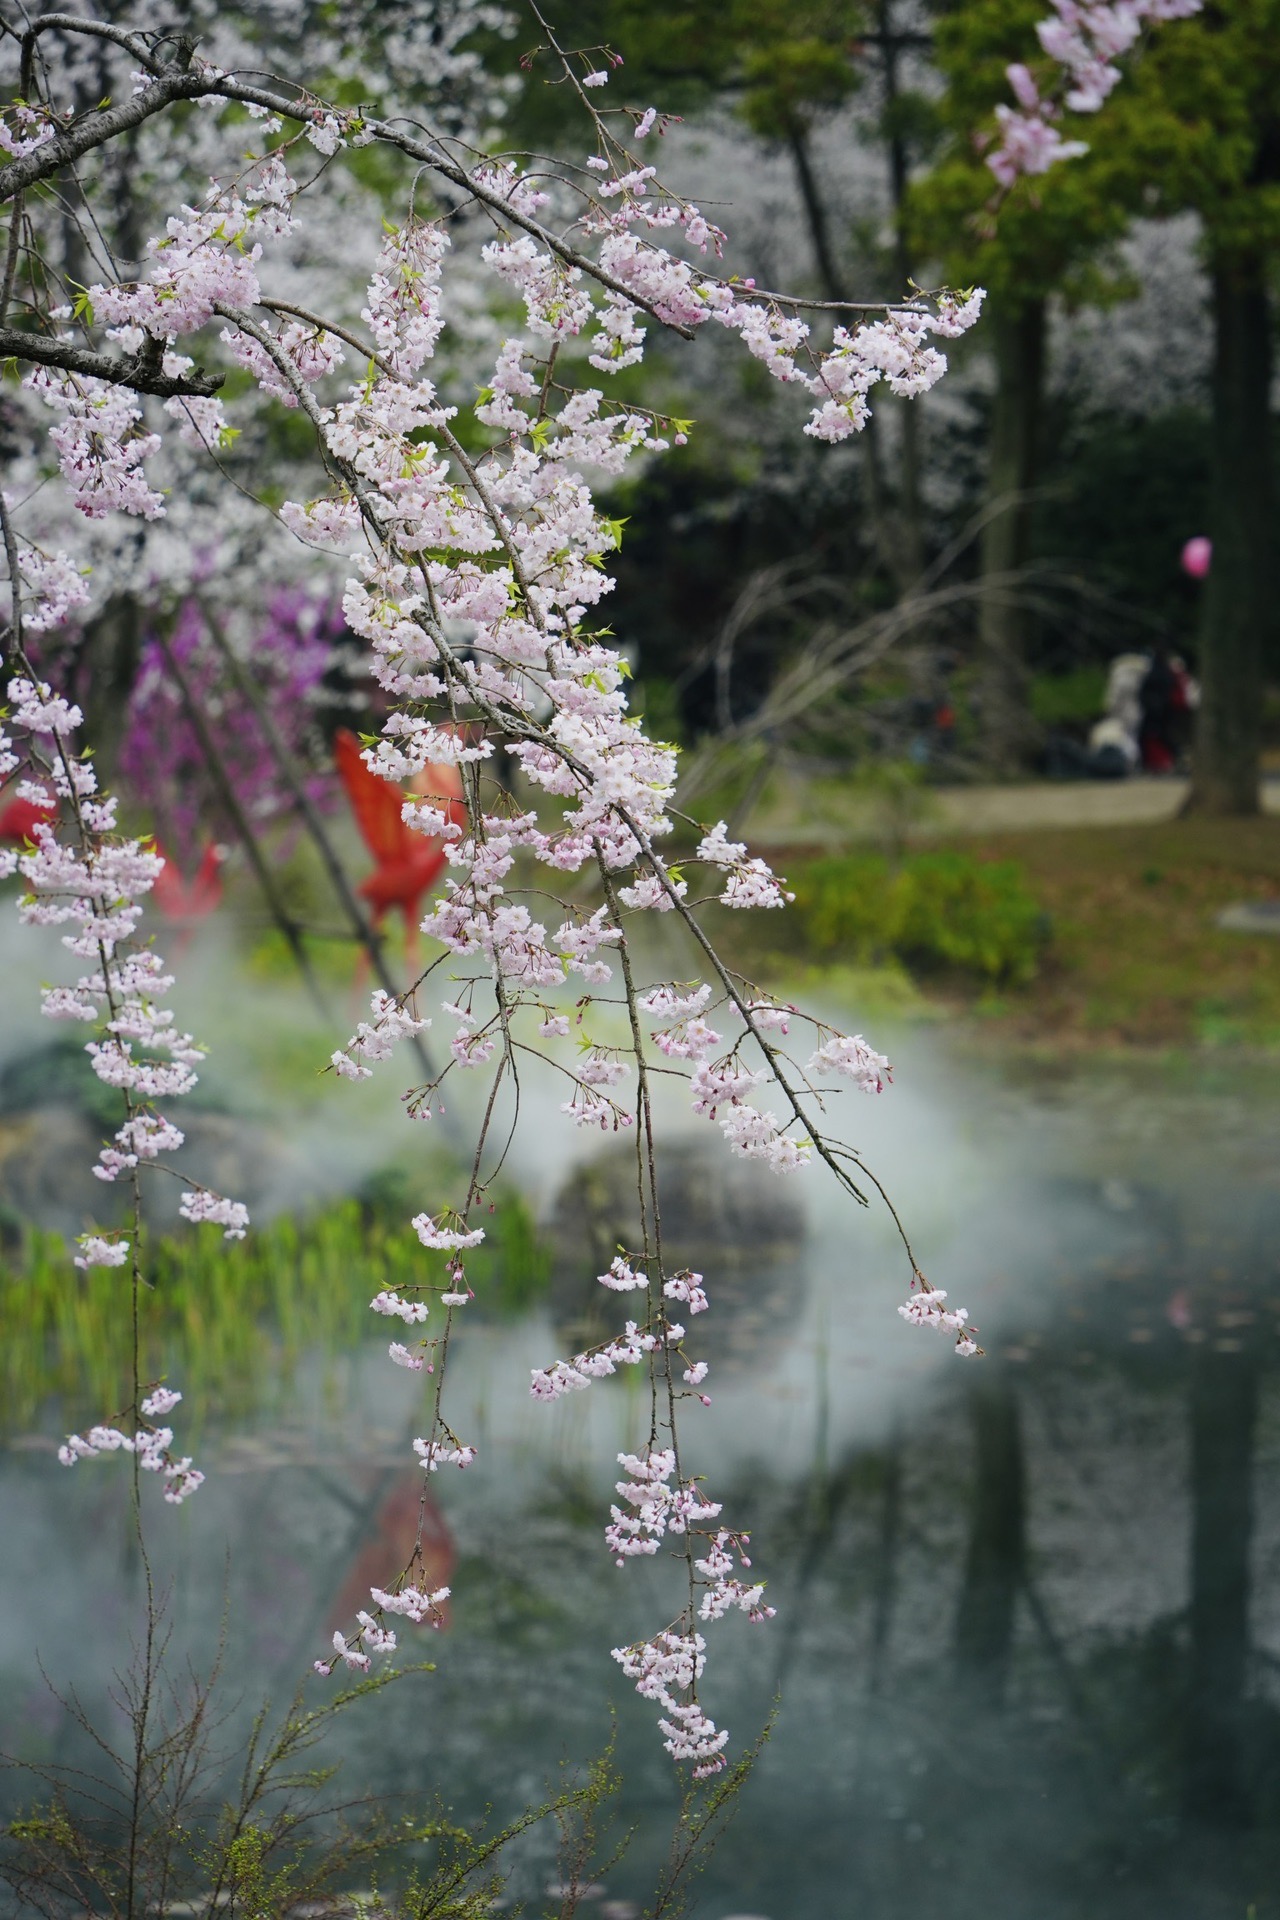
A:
[[955, 1371, 1025, 1702], [4, 1052, 1280, 1915]]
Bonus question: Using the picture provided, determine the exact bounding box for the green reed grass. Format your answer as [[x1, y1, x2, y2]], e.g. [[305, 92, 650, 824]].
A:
[[0, 1190, 550, 1433]]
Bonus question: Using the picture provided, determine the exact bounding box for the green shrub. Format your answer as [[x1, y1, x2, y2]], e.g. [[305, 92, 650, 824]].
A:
[[0, 1186, 550, 1431], [790, 849, 1047, 986], [1029, 665, 1107, 730], [791, 851, 897, 954], [892, 851, 1046, 985]]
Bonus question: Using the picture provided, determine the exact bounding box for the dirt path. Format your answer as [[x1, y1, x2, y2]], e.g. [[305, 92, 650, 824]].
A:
[[749, 773, 1280, 848]]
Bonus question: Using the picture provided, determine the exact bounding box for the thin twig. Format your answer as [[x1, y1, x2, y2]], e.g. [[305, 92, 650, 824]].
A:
[[154, 625, 331, 1019], [193, 593, 442, 1086]]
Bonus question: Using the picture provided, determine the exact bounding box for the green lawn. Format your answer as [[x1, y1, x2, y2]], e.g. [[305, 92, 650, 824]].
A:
[[735, 816, 1280, 1054]]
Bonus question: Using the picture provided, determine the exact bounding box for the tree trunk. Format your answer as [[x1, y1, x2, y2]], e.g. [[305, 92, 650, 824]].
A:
[[1184, 253, 1272, 817], [878, 0, 925, 587], [978, 298, 1046, 764], [955, 1373, 1026, 1702], [786, 124, 899, 584], [1185, 1340, 1257, 1826]]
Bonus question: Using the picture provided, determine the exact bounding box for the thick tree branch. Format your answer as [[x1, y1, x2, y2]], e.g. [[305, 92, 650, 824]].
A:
[[0, 64, 208, 203], [0, 321, 223, 394], [0, 37, 917, 346], [18, 14, 164, 97]]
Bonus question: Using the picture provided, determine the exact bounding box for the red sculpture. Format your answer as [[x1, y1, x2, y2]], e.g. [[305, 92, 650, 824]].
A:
[[333, 727, 464, 954], [150, 840, 226, 923], [0, 789, 55, 844]]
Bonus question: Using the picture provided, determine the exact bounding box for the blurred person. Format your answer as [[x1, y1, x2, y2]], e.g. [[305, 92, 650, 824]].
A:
[[1139, 647, 1198, 773]]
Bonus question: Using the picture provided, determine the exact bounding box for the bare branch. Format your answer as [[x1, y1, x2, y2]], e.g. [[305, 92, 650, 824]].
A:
[[18, 13, 165, 96]]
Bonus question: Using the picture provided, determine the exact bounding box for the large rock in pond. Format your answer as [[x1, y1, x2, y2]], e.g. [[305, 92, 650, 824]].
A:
[[546, 1134, 807, 1370], [0, 1040, 290, 1245]]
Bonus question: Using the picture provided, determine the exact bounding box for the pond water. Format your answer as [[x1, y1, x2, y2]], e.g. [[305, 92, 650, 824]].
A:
[[3, 943, 1280, 1918]]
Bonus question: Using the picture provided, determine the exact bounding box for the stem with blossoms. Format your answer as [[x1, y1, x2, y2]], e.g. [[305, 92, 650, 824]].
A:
[[0, 537, 249, 1507], [196, 111, 979, 1771], [0, 0, 1193, 1781], [986, 0, 1201, 188]]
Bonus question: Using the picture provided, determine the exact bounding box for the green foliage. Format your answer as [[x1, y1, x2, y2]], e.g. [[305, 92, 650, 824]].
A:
[[1107, 0, 1280, 261], [915, 0, 1280, 294], [2, 1642, 631, 1920], [739, 27, 861, 140], [910, 0, 1161, 305], [1029, 664, 1107, 729], [790, 848, 1048, 984], [894, 850, 1047, 983], [0, 1188, 550, 1432]]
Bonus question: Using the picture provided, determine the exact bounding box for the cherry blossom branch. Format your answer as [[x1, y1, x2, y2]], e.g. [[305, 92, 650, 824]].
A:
[[0, 55, 210, 201], [1, 33, 995, 1779], [0, 322, 223, 395], [1, 511, 244, 1506]]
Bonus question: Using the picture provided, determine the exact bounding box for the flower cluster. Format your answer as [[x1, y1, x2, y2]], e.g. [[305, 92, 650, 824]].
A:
[[26, 156, 304, 517], [413, 1437, 478, 1471], [808, 1032, 892, 1095], [689, 1056, 811, 1174], [332, 988, 429, 1080], [3, 663, 247, 1501], [989, 0, 1201, 187], [0, 101, 58, 159], [25, 365, 165, 520], [612, 1633, 729, 1780], [2, 519, 90, 635], [804, 297, 985, 444], [57, 1389, 204, 1504], [898, 1279, 981, 1357]]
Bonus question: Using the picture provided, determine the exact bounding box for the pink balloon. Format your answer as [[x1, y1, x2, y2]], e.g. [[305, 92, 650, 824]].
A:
[[1181, 536, 1211, 579]]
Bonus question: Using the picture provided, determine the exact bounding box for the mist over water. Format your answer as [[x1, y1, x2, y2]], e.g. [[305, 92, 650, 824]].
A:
[[3, 918, 1280, 1917]]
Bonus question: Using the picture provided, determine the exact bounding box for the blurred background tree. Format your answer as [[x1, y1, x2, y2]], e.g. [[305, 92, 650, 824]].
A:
[[1105, 0, 1280, 815], [473, 0, 1250, 806], [6, 0, 1269, 874]]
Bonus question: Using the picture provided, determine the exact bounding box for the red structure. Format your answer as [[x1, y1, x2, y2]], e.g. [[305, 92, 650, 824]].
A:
[[333, 727, 464, 952], [0, 789, 54, 844], [151, 840, 226, 922]]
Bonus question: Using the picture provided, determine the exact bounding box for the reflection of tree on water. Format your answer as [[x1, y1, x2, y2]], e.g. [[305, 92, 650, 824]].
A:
[[954, 1370, 1026, 1703], [1187, 1334, 1258, 1825], [733, 1173, 1280, 1912], [960, 1184, 1278, 1834], [10, 1144, 1280, 1912]]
